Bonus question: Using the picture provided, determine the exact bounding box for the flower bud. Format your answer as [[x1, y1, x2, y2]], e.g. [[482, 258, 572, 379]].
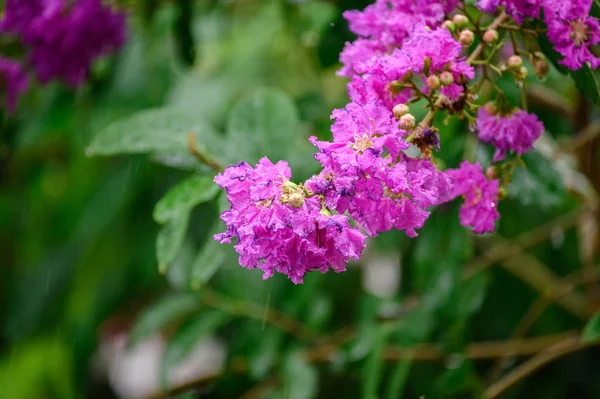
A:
[[498, 186, 508, 200], [534, 57, 549, 79], [507, 55, 523, 70], [426, 75, 441, 90], [399, 114, 416, 130], [393, 103, 410, 119], [441, 20, 455, 32], [452, 14, 469, 29], [483, 29, 499, 45], [439, 71, 454, 86], [486, 166, 497, 180], [459, 29, 475, 46], [483, 101, 497, 115], [517, 65, 528, 80], [400, 70, 413, 82], [423, 56, 431, 75]]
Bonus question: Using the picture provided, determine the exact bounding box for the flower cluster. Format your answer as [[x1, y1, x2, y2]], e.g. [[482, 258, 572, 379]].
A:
[[215, 158, 366, 284], [0, 0, 127, 112], [480, 0, 600, 70], [215, 0, 599, 282], [476, 101, 544, 161], [447, 161, 500, 234], [338, 0, 456, 77]]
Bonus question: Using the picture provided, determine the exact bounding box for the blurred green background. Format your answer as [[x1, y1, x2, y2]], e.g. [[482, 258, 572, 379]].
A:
[[2, 1, 600, 398]]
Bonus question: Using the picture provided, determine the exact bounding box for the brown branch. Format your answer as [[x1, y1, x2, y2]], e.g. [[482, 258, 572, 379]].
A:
[[380, 331, 577, 362], [473, 236, 591, 319], [527, 85, 573, 120], [484, 336, 595, 399], [464, 209, 582, 279], [487, 269, 600, 381], [148, 329, 587, 399]]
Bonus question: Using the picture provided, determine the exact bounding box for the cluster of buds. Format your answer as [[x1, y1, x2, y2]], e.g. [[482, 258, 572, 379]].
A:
[[393, 103, 416, 130], [443, 14, 475, 46]]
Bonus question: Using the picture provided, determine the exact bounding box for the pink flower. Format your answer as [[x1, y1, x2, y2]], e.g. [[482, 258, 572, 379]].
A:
[[447, 161, 500, 234], [309, 101, 453, 237], [0, 57, 29, 113], [339, 0, 452, 77], [476, 104, 544, 161], [477, 0, 543, 22], [350, 26, 473, 108], [545, 0, 600, 70], [215, 158, 366, 284]]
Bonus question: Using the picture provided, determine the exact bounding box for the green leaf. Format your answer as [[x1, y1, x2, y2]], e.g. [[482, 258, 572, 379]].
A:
[[129, 293, 201, 348], [582, 310, 600, 344], [283, 350, 318, 399], [455, 272, 489, 319], [508, 151, 566, 208], [305, 294, 333, 331], [157, 211, 190, 273], [571, 64, 600, 106], [435, 357, 478, 396], [153, 175, 219, 224], [226, 88, 300, 164], [386, 360, 412, 399], [249, 327, 284, 379], [190, 235, 229, 291], [161, 310, 232, 387], [362, 325, 391, 399], [86, 107, 223, 162]]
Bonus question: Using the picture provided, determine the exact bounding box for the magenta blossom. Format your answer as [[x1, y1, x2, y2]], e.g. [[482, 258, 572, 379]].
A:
[[476, 104, 544, 161], [447, 161, 500, 234], [309, 101, 453, 237], [0, 57, 29, 114], [339, 0, 454, 77], [477, 0, 543, 22], [544, 0, 600, 70], [1, 0, 126, 87], [215, 157, 366, 284]]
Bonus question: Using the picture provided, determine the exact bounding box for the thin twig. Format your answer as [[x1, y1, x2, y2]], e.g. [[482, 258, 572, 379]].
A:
[[527, 85, 573, 120], [475, 237, 591, 319], [487, 268, 600, 381], [202, 288, 318, 343], [557, 122, 600, 156], [464, 209, 582, 278], [484, 336, 596, 398], [467, 11, 508, 64], [380, 332, 577, 362], [188, 132, 224, 172], [148, 329, 586, 399]]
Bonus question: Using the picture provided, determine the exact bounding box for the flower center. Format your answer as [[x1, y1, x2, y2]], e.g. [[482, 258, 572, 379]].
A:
[[352, 133, 374, 153], [570, 19, 589, 46]]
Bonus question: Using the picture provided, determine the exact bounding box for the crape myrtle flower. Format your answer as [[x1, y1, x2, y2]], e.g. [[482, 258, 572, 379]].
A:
[[476, 101, 544, 161], [214, 157, 366, 284], [309, 101, 453, 237], [339, 0, 457, 77], [544, 0, 600, 70], [1, 0, 127, 86], [0, 57, 29, 113], [477, 0, 543, 22], [447, 161, 500, 233], [348, 25, 474, 109]]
